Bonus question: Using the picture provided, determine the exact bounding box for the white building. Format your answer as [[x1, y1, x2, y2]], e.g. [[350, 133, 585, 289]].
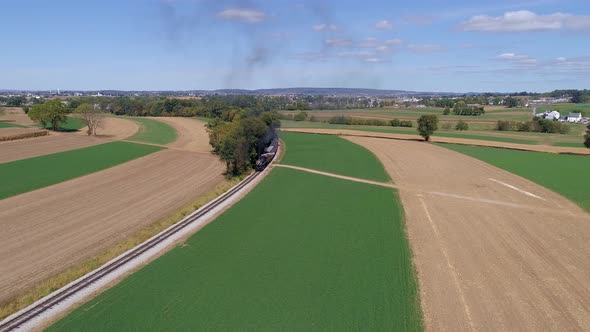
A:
[[567, 113, 582, 123]]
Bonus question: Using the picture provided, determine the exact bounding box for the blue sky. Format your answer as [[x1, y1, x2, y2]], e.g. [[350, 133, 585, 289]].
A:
[[1, 0, 589, 92]]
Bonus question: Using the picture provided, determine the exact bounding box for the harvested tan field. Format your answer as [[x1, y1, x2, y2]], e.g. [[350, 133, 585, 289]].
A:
[[0, 134, 104, 163], [148, 117, 211, 153], [0, 117, 140, 164], [346, 136, 590, 331], [281, 128, 590, 155], [0, 107, 35, 126], [74, 116, 140, 140], [0, 149, 224, 304], [0, 128, 47, 142]]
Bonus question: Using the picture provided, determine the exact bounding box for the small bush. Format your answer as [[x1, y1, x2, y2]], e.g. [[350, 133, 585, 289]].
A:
[[443, 107, 450, 115], [294, 111, 307, 121], [390, 119, 401, 127], [455, 121, 468, 131], [441, 122, 453, 131], [517, 121, 532, 132], [400, 120, 413, 128], [496, 120, 514, 131]]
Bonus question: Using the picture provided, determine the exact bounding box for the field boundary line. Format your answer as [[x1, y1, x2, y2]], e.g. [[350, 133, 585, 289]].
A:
[[273, 164, 397, 188], [488, 178, 546, 201]]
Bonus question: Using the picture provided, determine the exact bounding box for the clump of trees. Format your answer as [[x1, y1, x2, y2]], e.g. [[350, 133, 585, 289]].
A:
[[208, 111, 280, 176], [0, 96, 26, 107], [390, 119, 413, 127], [327, 116, 388, 126], [417, 115, 439, 141], [28, 99, 69, 130], [453, 101, 485, 116], [496, 118, 570, 134], [443, 106, 450, 115], [76, 103, 106, 136], [584, 124, 590, 148]]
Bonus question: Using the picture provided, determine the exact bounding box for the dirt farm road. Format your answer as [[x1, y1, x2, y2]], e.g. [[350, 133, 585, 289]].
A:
[[345, 136, 590, 331]]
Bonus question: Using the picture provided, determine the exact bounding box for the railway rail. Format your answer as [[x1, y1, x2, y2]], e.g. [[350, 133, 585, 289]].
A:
[[0, 148, 277, 331]]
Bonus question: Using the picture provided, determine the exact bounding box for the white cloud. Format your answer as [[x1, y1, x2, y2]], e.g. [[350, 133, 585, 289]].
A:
[[325, 39, 353, 47], [495, 52, 538, 66], [374, 20, 393, 30], [217, 8, 266, 23], [336, 51, 374, 58], [358, 38, 403, 49], [407, 44, 447, 53], [365, 58, 388, 63], [313, 24, 338, 31], [461, 10, 590, 32], [495, 53, 530, 60]]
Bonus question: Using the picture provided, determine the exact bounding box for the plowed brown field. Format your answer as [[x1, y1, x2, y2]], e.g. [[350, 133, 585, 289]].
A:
[[346, 136, 590, 331], [0, 150, 224, 304]]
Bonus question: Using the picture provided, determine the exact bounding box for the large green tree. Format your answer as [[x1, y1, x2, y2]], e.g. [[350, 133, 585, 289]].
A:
[[505, 97, 519, 108], [28, 99, 69, 130], [417, 115, 439, 141], [208, 117, 273, 176]]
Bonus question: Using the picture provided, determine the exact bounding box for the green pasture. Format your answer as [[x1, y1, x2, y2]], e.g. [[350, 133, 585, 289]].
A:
[[127, 117, 177, 145]]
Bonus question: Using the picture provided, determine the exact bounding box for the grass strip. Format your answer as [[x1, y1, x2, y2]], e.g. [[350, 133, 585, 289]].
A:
[[0, 122, 27, 128], [0, 141, 162, 199]]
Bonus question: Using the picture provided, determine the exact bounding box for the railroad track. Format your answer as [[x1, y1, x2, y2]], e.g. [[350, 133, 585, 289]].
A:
[[0, 167, 267, 331]]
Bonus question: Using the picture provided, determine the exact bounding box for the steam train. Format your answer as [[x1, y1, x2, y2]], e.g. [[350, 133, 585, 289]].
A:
[[255, 138, 279, 171]]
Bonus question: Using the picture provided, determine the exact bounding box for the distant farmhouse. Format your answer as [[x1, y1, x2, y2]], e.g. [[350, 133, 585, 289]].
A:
[[537, 111, 585, 123], [567, 112, 582, 123]]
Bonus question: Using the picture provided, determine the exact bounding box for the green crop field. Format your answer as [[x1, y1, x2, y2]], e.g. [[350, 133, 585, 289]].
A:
[[280, 131, 390, 182], [0, 142, 162, 199], [128, 117, 177, 144], [440, 144, 590, 211], [50, 168, 421, 332]]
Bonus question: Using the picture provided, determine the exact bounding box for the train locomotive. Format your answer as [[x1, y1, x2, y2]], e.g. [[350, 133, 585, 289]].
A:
[[255, 138, 279, 171]]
